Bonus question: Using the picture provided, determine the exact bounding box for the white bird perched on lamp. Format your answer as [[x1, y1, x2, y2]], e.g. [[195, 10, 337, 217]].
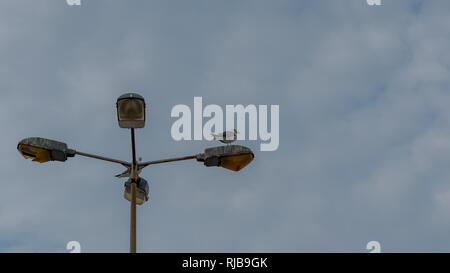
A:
[[211, 129, 239, 145]]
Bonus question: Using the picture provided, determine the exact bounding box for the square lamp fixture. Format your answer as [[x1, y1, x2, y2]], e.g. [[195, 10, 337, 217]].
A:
[[116, 93, 146, 128]]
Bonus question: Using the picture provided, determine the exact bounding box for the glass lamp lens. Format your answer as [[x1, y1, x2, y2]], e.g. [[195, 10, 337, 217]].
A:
[[118, 99, 144, 121], [220, 153, 254, 171], [18, 144, 52, 163]]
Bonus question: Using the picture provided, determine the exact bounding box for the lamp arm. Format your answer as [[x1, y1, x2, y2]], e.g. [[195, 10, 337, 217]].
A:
[[138, 154, 201, 169], [74, 150, 131, 168]]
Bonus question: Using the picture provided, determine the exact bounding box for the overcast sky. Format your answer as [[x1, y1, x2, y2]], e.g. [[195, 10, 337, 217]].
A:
[[1, 0, 450, 252]]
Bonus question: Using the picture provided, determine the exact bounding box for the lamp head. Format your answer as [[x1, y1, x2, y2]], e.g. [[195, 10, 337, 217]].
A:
[[116, 93, 146, 129], [17, 137, 75, 163], [197, 145, 254, 172]]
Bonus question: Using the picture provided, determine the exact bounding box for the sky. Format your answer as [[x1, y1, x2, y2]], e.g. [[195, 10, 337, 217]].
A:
[[1, 0, 450, 252]]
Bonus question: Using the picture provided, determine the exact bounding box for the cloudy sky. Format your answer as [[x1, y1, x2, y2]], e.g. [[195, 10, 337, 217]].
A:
[[1, 0, 450, 252]]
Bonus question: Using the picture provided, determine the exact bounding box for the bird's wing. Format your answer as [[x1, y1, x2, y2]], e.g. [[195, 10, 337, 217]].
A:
[[225, 131, 235, 140], [115, 169, 131, 178], [211, 133, 223, 140]]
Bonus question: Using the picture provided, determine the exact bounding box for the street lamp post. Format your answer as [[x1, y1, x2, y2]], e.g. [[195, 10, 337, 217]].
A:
[[17, 93, 254, 253], [117, 93, 144, 254]]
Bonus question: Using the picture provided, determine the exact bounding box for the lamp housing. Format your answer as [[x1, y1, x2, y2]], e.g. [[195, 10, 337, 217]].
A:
[[116, 93, 146, 129]]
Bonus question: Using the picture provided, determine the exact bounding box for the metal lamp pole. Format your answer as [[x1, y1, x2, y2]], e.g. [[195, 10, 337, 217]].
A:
[[130, 128, 137, 253], [130, 182, 137, 253]]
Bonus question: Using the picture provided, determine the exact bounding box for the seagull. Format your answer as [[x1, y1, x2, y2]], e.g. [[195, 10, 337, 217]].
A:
[[211, 129, 239, 145]]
